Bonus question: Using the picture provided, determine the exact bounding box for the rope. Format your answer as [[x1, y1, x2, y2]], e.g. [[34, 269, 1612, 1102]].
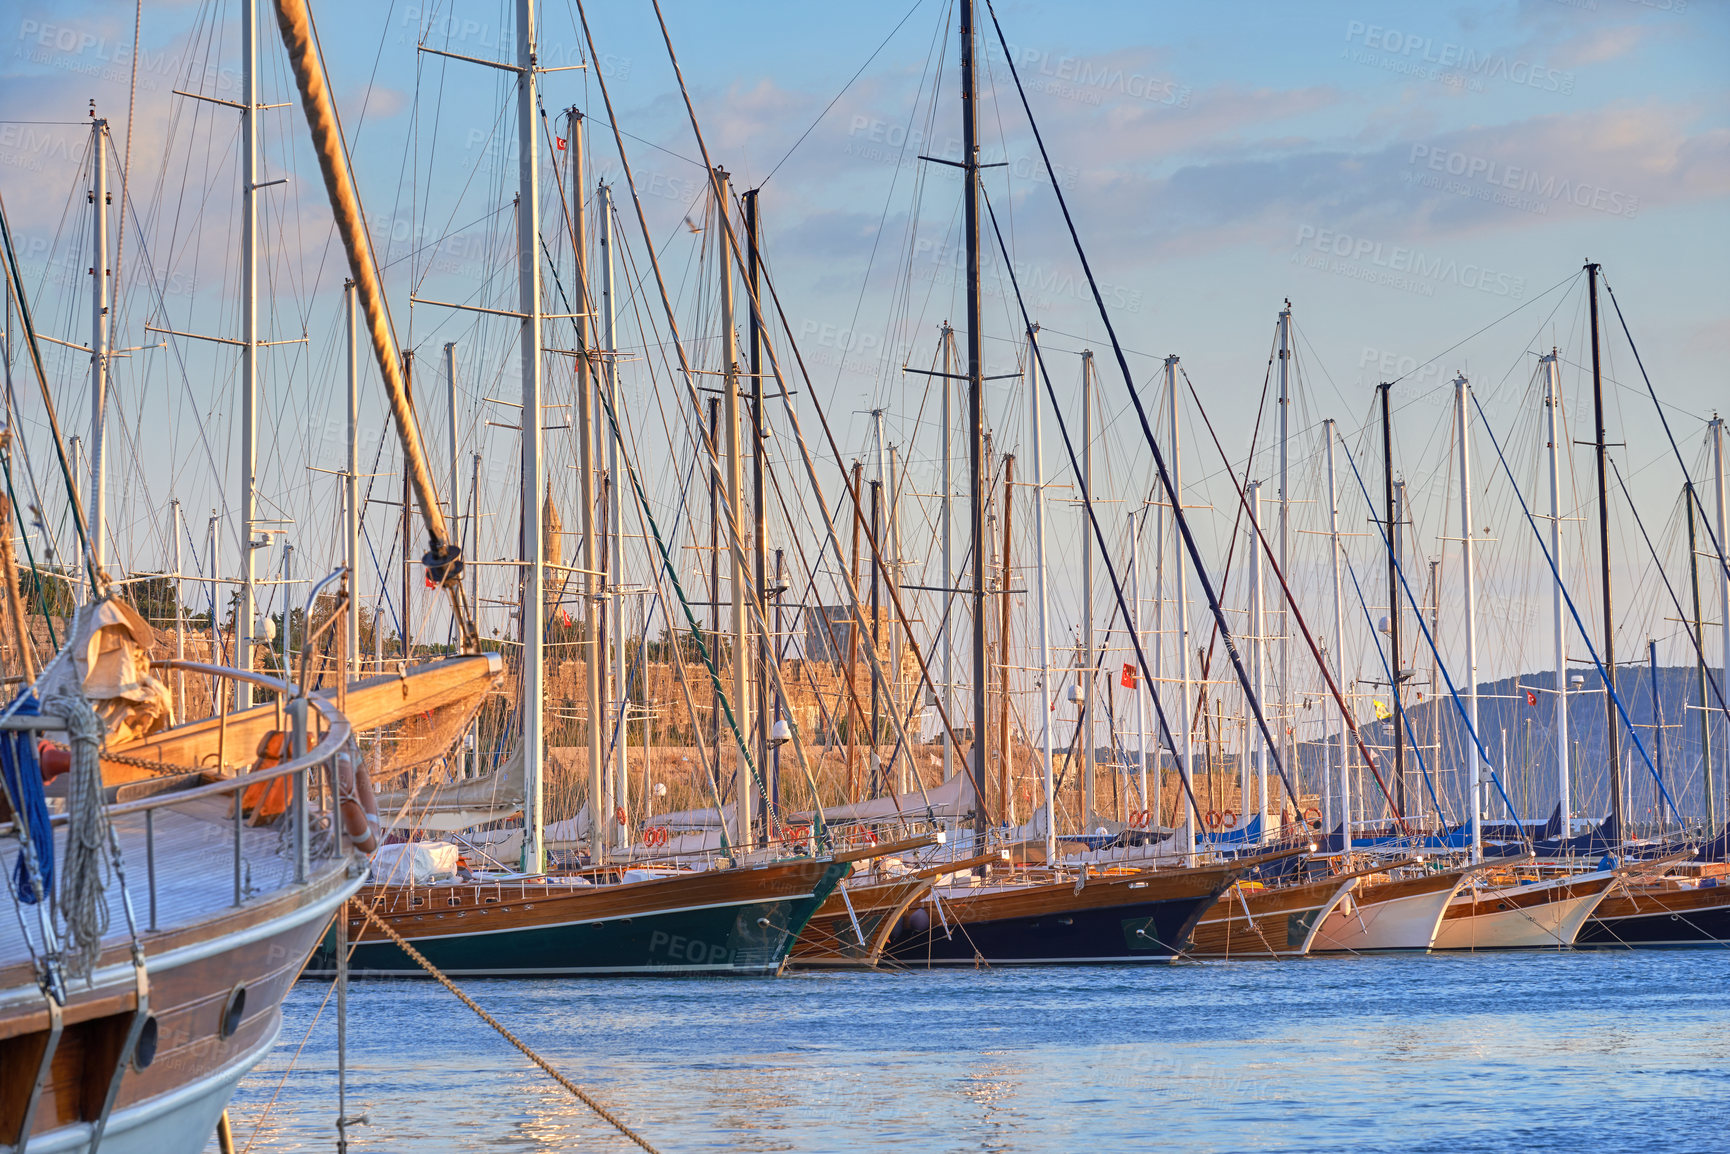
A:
[[49, 689, 109, 981], [350, 900, 662, 1153], [98, 750, 204, 776]]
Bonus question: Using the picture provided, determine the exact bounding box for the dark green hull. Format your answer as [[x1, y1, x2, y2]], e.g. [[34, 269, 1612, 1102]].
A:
[[306, 861, 849, 978]]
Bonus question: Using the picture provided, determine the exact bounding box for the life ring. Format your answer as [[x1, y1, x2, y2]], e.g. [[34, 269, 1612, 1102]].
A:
[[1304, 806, 1322, 826], [643, 826, 669, 848], [614, 806, 628, 826], [1205, 809, 1221, 830], [337, 745, 380, 854], [784, 822, 812, 843], [1220, 809, 1239, 830], [1129, 809, 1148, 829]]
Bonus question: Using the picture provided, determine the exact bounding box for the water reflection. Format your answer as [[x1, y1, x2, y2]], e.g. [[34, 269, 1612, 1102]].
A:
[[214, 954, 1730, 1152]]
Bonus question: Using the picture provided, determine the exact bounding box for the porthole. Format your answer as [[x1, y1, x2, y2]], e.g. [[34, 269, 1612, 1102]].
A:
[[220, 985, 247, 1039], [132, 1015, 159, 1070]]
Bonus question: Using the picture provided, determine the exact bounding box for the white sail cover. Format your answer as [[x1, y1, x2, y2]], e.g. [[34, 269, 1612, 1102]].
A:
[[376, 742, 524, 832], [805, 770, 976, 825]]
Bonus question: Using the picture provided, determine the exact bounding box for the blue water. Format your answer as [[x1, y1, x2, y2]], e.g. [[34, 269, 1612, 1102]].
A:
[[218, 952, 1730, 1152]]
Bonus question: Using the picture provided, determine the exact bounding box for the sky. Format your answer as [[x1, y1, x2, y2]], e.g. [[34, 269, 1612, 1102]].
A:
[[1, 0, 1727, 812]]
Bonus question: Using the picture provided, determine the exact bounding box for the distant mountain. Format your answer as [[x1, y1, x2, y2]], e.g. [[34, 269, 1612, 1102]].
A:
[[1291, 667, 1727, 827]]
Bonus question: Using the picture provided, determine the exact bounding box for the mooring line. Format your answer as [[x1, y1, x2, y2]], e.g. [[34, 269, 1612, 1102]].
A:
[[351, 901, 664, 1153]]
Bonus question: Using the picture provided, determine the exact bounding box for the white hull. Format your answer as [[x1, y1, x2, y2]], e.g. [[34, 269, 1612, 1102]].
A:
[[1432, 874, 1613, 950], [1311, 876, 1463, 953], [20, 1016, 281, 1154]]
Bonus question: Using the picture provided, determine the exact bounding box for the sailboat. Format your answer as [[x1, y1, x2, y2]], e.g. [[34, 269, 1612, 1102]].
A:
[[0, 8, 506, 1142]]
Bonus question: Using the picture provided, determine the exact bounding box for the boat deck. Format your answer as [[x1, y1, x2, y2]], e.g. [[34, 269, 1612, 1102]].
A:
[[1, 796, 311, 981]]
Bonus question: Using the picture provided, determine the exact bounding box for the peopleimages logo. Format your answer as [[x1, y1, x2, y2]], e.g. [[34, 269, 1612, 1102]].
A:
[[1407, 145, 1639, 219], [1342, 21, 1574, 95], [1293, 225, 1527, 299]]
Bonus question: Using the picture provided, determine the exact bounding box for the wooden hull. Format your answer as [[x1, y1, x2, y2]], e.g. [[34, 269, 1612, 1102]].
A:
[[0, 859, 359, 1152], [1576, 882, 1730, 948], [878, 861, 1241, 967], [1432, 871, 1615, 950], [1311, 868, 1472, 953], [312, 857, 850, 977], [1187, 874, 1360, 958], [788, 874, 936, 968]]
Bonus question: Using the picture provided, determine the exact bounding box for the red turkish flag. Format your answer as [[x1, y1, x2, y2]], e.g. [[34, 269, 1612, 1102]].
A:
[[555, 136, 568, 151], [1121, 663, 1137, 689], [1525, 689, 1537, 707]]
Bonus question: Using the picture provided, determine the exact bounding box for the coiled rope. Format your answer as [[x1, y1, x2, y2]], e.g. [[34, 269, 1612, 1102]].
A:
[[49, 689, 109, 981], [350, 901, 662, 1153]]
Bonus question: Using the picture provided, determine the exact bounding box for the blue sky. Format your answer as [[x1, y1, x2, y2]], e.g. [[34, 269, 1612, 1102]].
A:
[[1, 1, 1726, 751]]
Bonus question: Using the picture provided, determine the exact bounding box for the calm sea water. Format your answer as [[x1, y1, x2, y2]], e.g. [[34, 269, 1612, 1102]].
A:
[[216, 951, 1729, 1153]]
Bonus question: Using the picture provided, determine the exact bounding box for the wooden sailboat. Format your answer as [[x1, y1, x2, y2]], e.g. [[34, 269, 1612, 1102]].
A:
[[1575, 871, 1730, 948], [878, 855, 1278, 967], [1431, 867, 1617, 950], [1310, 862, 1481, 953], [1185, 861, 1384, 959]]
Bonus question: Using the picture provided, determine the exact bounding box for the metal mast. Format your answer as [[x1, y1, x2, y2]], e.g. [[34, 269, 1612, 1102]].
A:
[[1713, 415, 1728, 829], [960, 0, 989, 844], [1687, 482, 1715, 831], [1129, 509, 1146, 813], [716, 167, 752, 848], [569, 112, 603, 864], [345, 282, 358, 669], [745, 188, 771, 812], [602, 180, 626, 851], [1028, 324, 1055, 861], [88, 113, 109, 586], [1379, 381, 1405, 819], [515, 0, 546, 872], [940, 324, 956, 781], [1542, 350, 1571, 832], [1167, 354, 1193, 855], [1323, 420, 1349, 851], [1276, 300, 1291, 811], [1080, 349, 1096, 825], [239, 0, 260, 703], [1248, 481, 1267, 835], [1455, 375, 1481, 859], [1586, 263, 1622, 837]]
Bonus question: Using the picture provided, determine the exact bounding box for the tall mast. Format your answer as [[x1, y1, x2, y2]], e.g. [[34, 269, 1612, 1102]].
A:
[[1687, 483, 1715, 831], [745, 188, 771, 813], [1542, 351, 1572, 832], [1456, 375, 1481, 860], [960, 0, 989, 845], [345, 282, 358, 670], [444, 342, 460, 543], [1028, 324, 1055, 862], [716, 167, 752, 848], [1167, 354, 1193, 855], [172, 500, 185, 714], [602, 180, 625, 851], [999, 454, 1014, 825], [1379, 382, 1405, 819], [1129, 509, 1146, 813], [1587, 262, 1622, 837], [1080, 350, 1096, 824], [1276, 300, 1291, 813], [1248, 480, 1267, 836], [569, 112, 603, 864], [239, 0, 260, 703], [1713, 415, 1728, 830], [1323, 419, 1349, 851], [940, 324, 956, 781], [516, 0, 546, 873], [88, 113, 109, 587]]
